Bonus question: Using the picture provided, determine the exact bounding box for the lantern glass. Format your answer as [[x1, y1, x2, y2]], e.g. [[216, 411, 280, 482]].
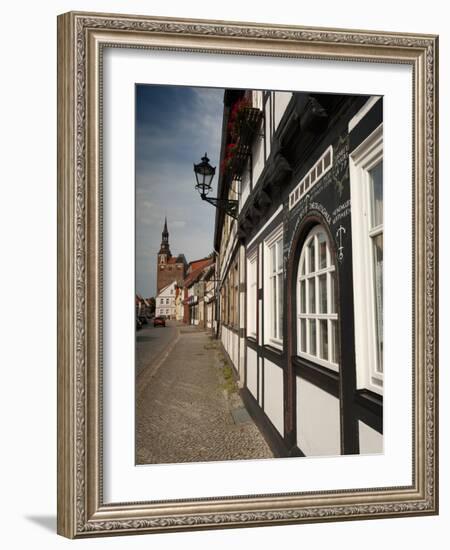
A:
[[194, 153, 216, 196]]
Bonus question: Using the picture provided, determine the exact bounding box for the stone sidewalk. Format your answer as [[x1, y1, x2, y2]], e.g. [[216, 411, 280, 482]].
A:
[[136, 327, 273, 464]]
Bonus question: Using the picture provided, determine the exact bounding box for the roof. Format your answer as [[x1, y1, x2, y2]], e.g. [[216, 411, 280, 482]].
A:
[[201, 263, 215, 281], [187, 257, 212, 272], [183, 258, 214, 288], [156, 280, 178, 296], [164, 254, 187, 266]]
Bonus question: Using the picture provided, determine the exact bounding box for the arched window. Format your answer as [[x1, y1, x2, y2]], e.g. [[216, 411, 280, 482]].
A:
[[297, 225, 339, 372]]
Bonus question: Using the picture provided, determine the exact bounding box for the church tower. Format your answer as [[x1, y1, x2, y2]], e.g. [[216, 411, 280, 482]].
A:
[[158, 217, 171, 261], [156, 218, 187, 295], [156, 217, 171, 294], [156, 217, 187, 295]]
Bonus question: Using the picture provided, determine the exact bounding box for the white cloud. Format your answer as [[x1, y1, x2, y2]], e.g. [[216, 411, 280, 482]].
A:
[[172, 220, 187, 228]]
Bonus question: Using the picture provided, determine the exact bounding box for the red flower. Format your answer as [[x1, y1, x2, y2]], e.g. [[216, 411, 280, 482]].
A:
[[226, 96, 252, 143]]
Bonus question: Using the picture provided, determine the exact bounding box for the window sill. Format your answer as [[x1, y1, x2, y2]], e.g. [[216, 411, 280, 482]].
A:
[[297, 351, 339, 373], [265, 337, 283, 350], [292, 355, 339, 398], [264, 343, 283, 355], [355, 388, 383, 411], [354, 388, 383, 433], [222, 322, 240, 333]]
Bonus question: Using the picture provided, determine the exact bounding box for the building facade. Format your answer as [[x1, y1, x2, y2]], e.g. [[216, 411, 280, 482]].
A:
[[174, 285, 184, 321], [155, 280, 177, 319], [215, 89, 383, 457], [202, 263, 216, 334], [135, 295, 153, 322], [182, 257, 214, 327]]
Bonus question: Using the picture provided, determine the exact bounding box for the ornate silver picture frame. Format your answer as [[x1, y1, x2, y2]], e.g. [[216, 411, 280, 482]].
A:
[[57, 11, 438, 538]]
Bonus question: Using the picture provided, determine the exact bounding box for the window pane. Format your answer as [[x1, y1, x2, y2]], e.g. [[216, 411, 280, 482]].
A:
[[373, 233, 383, 373], [318, 274, 327, 313], [300, 319, 306, 352], [299, 280, 306, 313], [272, 276, 277, 337], [329, 270, 337, 313], [308, 278, 315, 313], [271, 244, 276, 273], [331, 320, 340, 364], [369, 161, 383, 228], [277, 240, 283, 272], [277, 274, 283, 339], [300, 256, 305, 276], [319, 320, 328, 360], [318, 232, 327, 269], [308, 238, 315, 273], [309, 319, 316, 356]]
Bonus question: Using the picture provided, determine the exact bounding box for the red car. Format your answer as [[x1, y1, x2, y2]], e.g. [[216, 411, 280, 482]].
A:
[[153, 316, 166, 327]]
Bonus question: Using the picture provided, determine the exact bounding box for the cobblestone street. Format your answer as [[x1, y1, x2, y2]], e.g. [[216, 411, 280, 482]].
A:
[[136, 324, 273, 464]]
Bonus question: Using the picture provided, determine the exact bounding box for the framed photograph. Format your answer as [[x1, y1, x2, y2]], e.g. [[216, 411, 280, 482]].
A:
[[57, 11, 439, 538]]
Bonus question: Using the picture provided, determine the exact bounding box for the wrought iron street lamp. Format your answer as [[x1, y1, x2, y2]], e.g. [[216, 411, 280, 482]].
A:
[[194, 153, 238, 219], [194, 153, 215, 197]]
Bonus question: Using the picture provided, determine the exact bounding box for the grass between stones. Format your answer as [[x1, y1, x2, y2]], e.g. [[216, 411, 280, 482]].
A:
[[220, 362, 237, 394]]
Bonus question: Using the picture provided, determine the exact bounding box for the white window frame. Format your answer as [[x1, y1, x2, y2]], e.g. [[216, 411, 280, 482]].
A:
[[264, 91, 272, 161], [350, 124, 383, 394], [263, 223, 284, 349], [297, 225, 339, 372], [252, 90, 263, 110], [246, 248, 258, 338], [289, 146, 333, 210]]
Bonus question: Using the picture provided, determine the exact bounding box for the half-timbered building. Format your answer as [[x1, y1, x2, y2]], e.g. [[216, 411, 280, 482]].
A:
[[214, 89, 383, 457]]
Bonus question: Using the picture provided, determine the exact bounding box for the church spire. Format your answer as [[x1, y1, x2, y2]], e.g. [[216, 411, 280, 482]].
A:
[[158, 217, 171, 256]]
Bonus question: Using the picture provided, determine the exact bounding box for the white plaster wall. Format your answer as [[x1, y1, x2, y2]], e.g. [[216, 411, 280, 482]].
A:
[[239, 247, 246, 380], [246, 346, 258, 399], [240, 170, 251, 210], [359, 421, 383, 455], [274, 91, 292, 130], [252, 130, 265, 186], [296, 377, 341, 456], [263, 359, 284, 436], [264, 99, 271, 159], [232, 330, 238, 368], [258, 357, 263, 406], [223, 326, 238, 368], [221, 325, 228, 350]]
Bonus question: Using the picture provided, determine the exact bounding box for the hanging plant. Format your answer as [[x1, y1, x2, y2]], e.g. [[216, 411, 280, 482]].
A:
[[221, 96, 258, 175], [220, 142, 238, 175], [228, 97, 251, 140]]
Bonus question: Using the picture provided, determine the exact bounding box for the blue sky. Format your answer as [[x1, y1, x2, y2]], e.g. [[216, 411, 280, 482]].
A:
[[135, 85, 224, 297]]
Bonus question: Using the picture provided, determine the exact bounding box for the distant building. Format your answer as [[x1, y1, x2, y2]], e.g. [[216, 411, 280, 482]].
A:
[[156, 217, 187, 294], [182, 257, 214, 326], [202, 262, 216, 334], [174, 286, 184, 321], [155, 280, 177, 319], [136, 294, 152, 320]]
